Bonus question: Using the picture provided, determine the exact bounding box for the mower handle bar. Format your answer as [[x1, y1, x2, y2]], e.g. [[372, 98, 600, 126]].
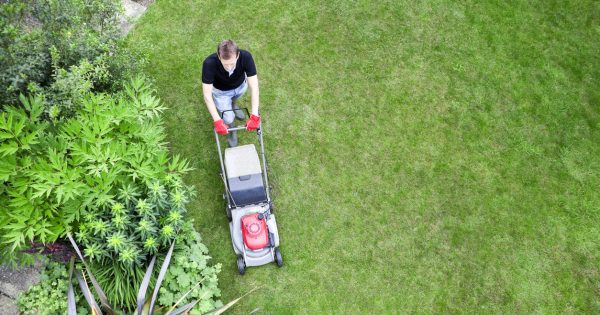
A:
[[227, 126, 251, 132], [218, 107, 258, 133]]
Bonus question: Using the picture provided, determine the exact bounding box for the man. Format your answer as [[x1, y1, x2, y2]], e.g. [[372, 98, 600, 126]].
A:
[[202, 40, 261, 147]]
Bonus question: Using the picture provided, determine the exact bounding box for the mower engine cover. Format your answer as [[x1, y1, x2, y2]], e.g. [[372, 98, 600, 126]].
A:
[[241, 213, 269, 250]]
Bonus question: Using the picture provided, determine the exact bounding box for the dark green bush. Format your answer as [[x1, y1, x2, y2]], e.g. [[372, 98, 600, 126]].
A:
[[0, 0, 142, 117]]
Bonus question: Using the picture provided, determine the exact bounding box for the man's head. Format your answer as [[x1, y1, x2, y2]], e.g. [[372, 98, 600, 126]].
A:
[[217, 40, 239, 72]]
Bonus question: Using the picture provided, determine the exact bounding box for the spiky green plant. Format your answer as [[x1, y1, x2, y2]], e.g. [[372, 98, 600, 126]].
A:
[[118, 245, 141, 266], [74, 223, 90, 245], [137, 217, 157, 238], [106, 232, 127, 252], [91, 219, 109, 237], [143, 236, 158, 255], [110, 202, 126, 215], [72, 175, 193, 310], [170, 189, 187, 210], [83, 243, 104, 262], [112, 213, 130, 230], [160, 225, 175, 244], [135, 199, 153, 216], [167, 210, 183, 224], [118, 184, 140, 207], [148, 181, 166, 203]]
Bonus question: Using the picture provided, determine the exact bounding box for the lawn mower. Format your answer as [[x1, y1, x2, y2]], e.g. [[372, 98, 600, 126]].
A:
[[213, 109, 283, 275]]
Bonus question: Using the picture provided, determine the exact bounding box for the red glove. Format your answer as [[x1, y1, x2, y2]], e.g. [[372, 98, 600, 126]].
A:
[[246, 114, 261, 131], [213, 119, 229, 135]]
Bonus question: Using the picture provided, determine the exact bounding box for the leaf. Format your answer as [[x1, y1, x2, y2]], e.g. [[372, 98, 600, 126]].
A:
[[0, 141, 19, 157], [30, 182, 53, 200], [12, 116, 25, 137], [27, 94, 45, 121], [206, 286, 261, 315], [0, 131, 13, 139], [135, 255, 156, 315], [67, 258, 77, 315], [7, 112, 13, 131], [148, 241, 175, 314], [168, 154, 194, 174], [0, 156, 17, 181], [48, 148, 66, 172], [165, 277, 206, 315], [176, 272, 190, 288], [25, 227, 34, 242], [75, 269, 102, 315], [19, 94, 30, 111], [2, 230, 25, 251], [0, 113, 6, 131], [67, 233, 115, 314], [19, 129, 40, 149], [169, 300, 199, 315]]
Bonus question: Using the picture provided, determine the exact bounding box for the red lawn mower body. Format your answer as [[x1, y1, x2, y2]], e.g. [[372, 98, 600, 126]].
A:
[[241, 213, 269, 250]]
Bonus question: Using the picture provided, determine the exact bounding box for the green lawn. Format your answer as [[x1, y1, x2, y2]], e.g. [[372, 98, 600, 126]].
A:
[[126, 0, 600, 313]]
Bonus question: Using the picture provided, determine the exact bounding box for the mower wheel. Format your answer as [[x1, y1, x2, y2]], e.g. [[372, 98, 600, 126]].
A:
[[274, 248, 283, 267], [237, 255, 245, 275]]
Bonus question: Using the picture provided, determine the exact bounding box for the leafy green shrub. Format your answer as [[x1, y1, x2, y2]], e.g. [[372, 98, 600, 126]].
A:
[[74, 170, 193, 310], [0, 2, 50, 105], [0, 77, 191, 265], [0, 94, 59, 265], [16, 261, 88, 315], [159, 222, 223, 314], [29, 0, 123, 69], [44, 51, 110, 120], [0, 0, 142, 115]]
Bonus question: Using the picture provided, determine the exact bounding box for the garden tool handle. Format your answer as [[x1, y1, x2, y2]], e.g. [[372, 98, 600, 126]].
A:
[[227, 126, 249, 132]]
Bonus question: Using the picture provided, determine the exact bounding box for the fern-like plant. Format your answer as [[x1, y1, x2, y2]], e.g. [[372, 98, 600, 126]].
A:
[[0, 77, 193, 267]]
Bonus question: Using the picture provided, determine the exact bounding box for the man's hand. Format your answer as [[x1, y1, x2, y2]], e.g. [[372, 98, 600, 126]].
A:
[[213, 119, 229, 135], [246, 114, 260, 131]]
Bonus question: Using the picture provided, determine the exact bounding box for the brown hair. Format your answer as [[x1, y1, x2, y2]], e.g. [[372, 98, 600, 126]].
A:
[[217, 40, 239, 59]]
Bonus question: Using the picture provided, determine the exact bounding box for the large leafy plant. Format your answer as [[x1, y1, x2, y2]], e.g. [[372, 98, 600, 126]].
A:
[[0, 94, 57, 265], [0, 77, 192, 265]]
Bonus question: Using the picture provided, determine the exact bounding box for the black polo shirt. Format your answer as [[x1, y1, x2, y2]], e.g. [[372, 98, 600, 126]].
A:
[[202, 49, 257, 91]]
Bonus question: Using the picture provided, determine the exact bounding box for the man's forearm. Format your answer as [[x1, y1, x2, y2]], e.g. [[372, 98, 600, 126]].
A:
[[202, 83, 221, 121], [250, 90, 259, 116], [248, 76, 260, 116], [204, 96, 221, 121]]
